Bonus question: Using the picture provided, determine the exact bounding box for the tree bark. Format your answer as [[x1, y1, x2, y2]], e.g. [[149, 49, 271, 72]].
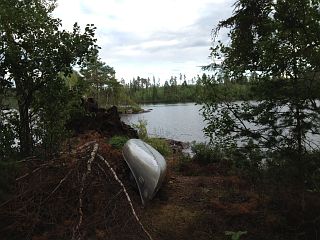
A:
[[18, 94, 32, 157]]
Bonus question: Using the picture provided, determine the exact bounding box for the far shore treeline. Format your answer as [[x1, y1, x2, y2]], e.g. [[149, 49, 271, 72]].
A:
[[1, 71, 259, 109]]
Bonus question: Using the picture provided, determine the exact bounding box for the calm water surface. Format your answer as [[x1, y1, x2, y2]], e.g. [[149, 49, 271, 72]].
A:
[[121, 103, 208, 143]]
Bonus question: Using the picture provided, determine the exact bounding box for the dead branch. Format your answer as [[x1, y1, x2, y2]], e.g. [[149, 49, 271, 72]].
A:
[[97, 153, 154, 240], [16, 156, 38, 163], [72, 143, 99, 240], [15, 162, 52, 181], [43, 168, 74, 203], [1, 134, 148, 240], [73, 141, 97, 154]]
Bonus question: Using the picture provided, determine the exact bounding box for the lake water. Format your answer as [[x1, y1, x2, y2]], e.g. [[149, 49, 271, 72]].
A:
[[121, 102, 320, 149], [121, 103, 208, 143]]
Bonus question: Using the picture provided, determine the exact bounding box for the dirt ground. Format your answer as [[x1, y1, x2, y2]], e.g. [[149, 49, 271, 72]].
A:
[[1, 108, 319, 240], [139, 154, 320, 240], [140, 156, 260, 240], [1, 132, 319, 240]]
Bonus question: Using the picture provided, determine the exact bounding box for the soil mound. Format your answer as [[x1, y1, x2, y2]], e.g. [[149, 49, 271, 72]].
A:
[[67, 106, 138, 138]]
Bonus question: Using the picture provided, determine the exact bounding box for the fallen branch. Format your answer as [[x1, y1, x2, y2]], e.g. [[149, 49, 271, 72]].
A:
[[72, 143, 99, 240], [73, 141, 97, 154], [16, 162, 52, 181], [43, 168, 74, 203], [16, 156, 38, 163], [97, 153, 154, 240]]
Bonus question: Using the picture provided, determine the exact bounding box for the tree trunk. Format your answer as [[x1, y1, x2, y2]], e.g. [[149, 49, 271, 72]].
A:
[[18, 97, 32, 157]]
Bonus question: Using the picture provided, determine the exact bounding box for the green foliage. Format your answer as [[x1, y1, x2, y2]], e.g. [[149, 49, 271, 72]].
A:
[[0, 90, 18, 109], [202, 0, 320, 186], [305, 150, 320, 192], [132, 119, 148, 140], [123, 73, 254, 104], [191, 142, 224, 165], [130, 104, 143, 113], [175, 155, 193, 172], [131, 119, 172, 156], [0, 0, 97, 156], [0, 111, 18, 159], [0, 110, 18, 200], [227, 142, 264, 183], [125, 75, 202, 104], [32, 77, 85, 157], [80, 51, 121, 107], [190, 141, 264, 182], [109, 135, 129, 149], [145, 138, 172, 157], [225, 231, 247, 240]]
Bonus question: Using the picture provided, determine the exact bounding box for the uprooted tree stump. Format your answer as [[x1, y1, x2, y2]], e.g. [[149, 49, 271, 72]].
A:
[[0, 136, 152, 240], [66, 106, 138, 139]]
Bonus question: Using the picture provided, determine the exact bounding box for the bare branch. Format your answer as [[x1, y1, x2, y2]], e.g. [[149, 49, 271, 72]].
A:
[[72, 142, 99, 240], [97, 153, 154, 240]]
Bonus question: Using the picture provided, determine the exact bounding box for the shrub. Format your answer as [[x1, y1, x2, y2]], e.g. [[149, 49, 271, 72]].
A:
[[132, 119, 148, 140], [225, 231, 247, 240], [109, 135, 129, 149], [131, 104, 143, 113], [131, 120, 172, 156], [191, 143, 224, 165], [175, 155, 193, 173], [146, 138, 172, 157], [0, 111, 18, 160]]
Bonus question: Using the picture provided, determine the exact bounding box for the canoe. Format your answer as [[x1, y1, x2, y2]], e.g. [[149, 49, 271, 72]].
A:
[[122, 139, 167, 205]]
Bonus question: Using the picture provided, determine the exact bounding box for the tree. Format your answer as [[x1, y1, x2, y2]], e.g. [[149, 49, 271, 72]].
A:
[[163, 80, 170, 100], [152, 76, 158, 102], [202, 0, 320, 184], [80, 51, 116, 104], [0, 0, 97, 156]]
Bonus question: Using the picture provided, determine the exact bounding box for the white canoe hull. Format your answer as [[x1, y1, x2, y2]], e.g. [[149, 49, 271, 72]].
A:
[[122, 139, 167, 205]]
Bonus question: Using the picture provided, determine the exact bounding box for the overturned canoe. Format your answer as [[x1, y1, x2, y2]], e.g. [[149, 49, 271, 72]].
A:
[[122, 139, 167, 205]]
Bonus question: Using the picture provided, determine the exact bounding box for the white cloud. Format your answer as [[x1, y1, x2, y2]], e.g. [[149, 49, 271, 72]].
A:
[[53, 0, 233, 83]]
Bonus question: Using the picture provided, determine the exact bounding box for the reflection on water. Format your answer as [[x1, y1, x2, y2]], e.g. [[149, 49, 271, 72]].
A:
[[121, 103, 208, 143]]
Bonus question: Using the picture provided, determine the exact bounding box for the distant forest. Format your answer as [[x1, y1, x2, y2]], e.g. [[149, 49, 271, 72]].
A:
[[123, 73, 254, 104], [0, 71, 268, 109]]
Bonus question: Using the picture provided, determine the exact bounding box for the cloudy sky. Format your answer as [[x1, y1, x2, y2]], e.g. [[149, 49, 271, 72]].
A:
[[53, 0, 234, 83]]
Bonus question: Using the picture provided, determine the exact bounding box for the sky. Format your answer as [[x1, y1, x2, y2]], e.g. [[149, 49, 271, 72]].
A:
[[53, 0, 234, 83]]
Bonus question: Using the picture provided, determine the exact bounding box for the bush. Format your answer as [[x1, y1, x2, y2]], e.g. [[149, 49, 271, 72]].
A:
[[131, 120, 172, 156], [191, 143, 224, 165], [109, 135, 129, 149], [0, 110, 19, 159], [175, 155, 193, 173], [32, 78, 83, 157], [132, 119, 148, 140], [146, 138, 172, 157]]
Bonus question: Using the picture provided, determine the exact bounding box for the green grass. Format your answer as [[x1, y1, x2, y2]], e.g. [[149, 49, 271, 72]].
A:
[[108, 135, 129, 149], [145, 138, 172, 157]]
